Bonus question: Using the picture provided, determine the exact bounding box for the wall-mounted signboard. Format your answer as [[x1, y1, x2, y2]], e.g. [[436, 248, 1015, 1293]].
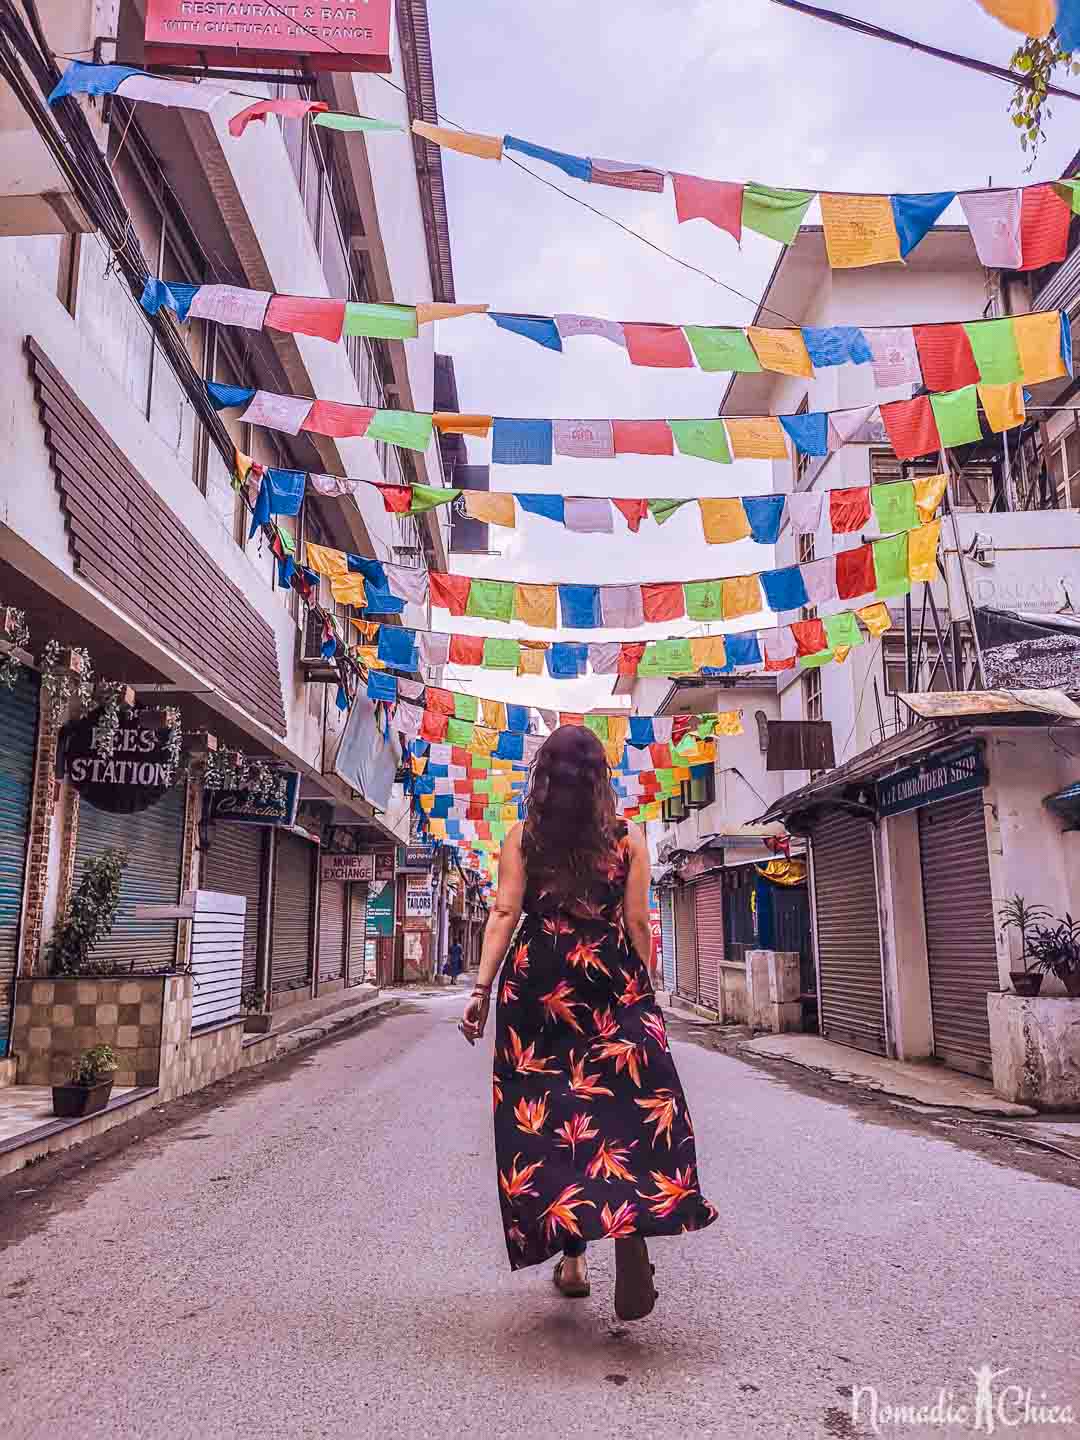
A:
[[144, 0, 393, 74]]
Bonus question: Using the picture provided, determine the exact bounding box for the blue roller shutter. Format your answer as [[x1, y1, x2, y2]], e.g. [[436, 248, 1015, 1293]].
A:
[[0, 673, 39, 1055], [660, 889, 675, 992]]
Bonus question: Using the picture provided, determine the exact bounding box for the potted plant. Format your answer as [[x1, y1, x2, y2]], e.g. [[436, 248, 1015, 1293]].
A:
[[242, 987, 272, 1034], [45, 848, 127, 976], [52, 1044, 118, 1118], [1028, 913, 1080, 997], [997, 895, 1049, 997]]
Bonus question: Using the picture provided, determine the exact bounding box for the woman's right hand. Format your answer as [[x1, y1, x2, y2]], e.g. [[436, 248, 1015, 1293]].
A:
[[459, 988, 491, 1046]]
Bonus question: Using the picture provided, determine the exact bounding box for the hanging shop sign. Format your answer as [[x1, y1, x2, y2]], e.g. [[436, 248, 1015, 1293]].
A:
[[404, 873, 434, 920], [366, 879, 394, 935], [206, 771, 300, 827], [321, 852, 375, 883], [398, 843, 436, 870], [59, 710, 180, 815], [374, 851, 395, 882], [876, 742, 987, 818], [144, 0, 393, 74]]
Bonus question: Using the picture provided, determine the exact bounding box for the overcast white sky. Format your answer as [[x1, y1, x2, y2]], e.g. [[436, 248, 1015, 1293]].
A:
[[421, 0, 1079, 715]]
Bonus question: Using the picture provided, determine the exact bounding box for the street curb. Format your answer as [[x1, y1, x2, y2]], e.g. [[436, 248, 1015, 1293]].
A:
[[274, 997, 401, 1059]]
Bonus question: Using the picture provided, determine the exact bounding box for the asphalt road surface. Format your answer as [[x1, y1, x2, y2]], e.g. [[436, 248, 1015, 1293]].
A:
[[2, 991, 1079, 1439]]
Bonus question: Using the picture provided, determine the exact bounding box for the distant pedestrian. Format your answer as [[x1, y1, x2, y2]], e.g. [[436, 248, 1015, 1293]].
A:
[[460, 726, 715, 1320], [445, 939, 464, 985]]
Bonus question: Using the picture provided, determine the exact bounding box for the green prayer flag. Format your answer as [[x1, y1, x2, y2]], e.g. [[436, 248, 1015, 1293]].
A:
[[668, 419, 732, 464], [823, 610, 864, 649], [647, 497, 690, 525], [484, 806, 502, 822], [482, 637, 519, 670], [453, 692, 478, 723], [684, 580, 724, 621], [741, 183, 815, 245], [673, 733, 699, 756], [1054, 179, 1080, 213], [278, 527, 297, 555], [446, 717, 475, 748], [798, 650, 835, 669], [314, 112, 404, 133], [654, 768, 676, 792], [870, 481, 918, 535], [472, 754, 492, 771], [964, 318, 1022, 386], [366, 409, 433, 451], [409, 483, 458, 513], [491, 823, 509, 841], [873, 532, 911, 599], [638, 638, 694, 676], [929, 385, 982, 449], [584, 714, 609, 742], [343, 302, 418, 340], [465, 577, 515, 622], [474, 778, 492, 796], [696, 715, 719, 738], [683, 326, 762, 374]]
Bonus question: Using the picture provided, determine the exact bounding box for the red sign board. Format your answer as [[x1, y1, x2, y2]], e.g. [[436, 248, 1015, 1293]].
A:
[[144, 1, 393, 74]]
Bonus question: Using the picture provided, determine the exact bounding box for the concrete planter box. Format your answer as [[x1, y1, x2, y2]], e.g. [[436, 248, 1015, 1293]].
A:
[[987, 992, 1080, 1111]]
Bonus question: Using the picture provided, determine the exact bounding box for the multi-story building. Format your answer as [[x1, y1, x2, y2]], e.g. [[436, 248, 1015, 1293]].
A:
[[0, 0, 456, 1059]]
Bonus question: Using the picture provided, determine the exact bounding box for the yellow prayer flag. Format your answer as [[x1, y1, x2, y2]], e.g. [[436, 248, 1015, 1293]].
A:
[[463, 491, 517, 528], [428, 818, 448, 839], [501, 804, 518, 822], [480, 697, 508, 731], [514, 583, 558, 629], [833, 646, 851, 665], [673, 767, 691, 783], [351, 619, 380, 642], [638, 802, 661, 821], [975, 0, 1053, 36], [419, 793, 435, 814], [1013, 311, 1067, 384], [604, 716, 629, 767], [913, 474, 948, 525], [714, 711, 744, 737], [747, 326, 814, 378], [820, 193, 902, 268], [690, 636, 728, 670], [517, 645, 547, 676], [491, 758, 516, 773], [698, 498, 751, 545], [978, 382, 1026, 433], [412, 120, 503, 160], [305, 541, 349, 577], [355, 646, 385, 670], [417, 303, 490, 326], [724, 417, 789, 460], [856, 602, 893, 637], [908, 520, 942, 584], [412, 755, 428, 776], [331, 574, 368, 606], [472, 725, 499, 755], [433, 412, 494, 437], [722, 574, 763, 620]]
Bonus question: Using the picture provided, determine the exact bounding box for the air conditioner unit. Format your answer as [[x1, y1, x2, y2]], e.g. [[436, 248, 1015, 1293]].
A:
[[300, 609, 339, 681]]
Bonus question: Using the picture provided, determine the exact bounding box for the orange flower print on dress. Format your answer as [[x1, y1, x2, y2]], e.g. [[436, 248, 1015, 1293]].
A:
[[586, 1138, 638, 1183], [568, 1049, 614, 1099], [499, 1152, 544, 1202], [505, 1026, 561, 1076], [493, 1077, 503, 1113], [640, 1010, 668, 1051], [554, 1111, 599, 1162], [511, 942, 530, 977], [500, 975, 519, 1005], [592, 1006, 619, 1040], [514, 1093, 550, 1136], [593, 1036, 648, 1089], [540, 1184, 595, 1243], [599, 1200, 639, 1239], [566, 938, 611, 979], [638, 1166, 697, 1219], [542, 914, 574, 941], [635, 1089, 679, 1150], [539, 979, 585, 1034], [617, 967, 648, 1007]]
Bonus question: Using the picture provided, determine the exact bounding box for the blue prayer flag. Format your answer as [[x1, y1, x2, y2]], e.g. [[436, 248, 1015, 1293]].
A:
[[492, 418, 553, 466], [207, 382, 256, 411], [490, 313, 563, 351], [335, 685, 349, 712], [725, 634, 763, 667], [363, 587, 406, 616], [265, 468, 305, 517], [140, 277, 199, 322], [546, 643, 588, 678], [761, 565, 810, 612], [1063, 312, 1074, 377], [1059, 0, 1080, 50], [780, 411, 829, 457], [277, 554, 297, 590], [742, 494, 786, 546], [516, 493, 566, 523], [49, 61, 142, 104], [506, 704, 530, 735], [347, 553, 388, 589], [503, 135, 592, 181], [890, 192, 956, 259], [628, 716, 655, 747], [367, 670, 398, 704], [558, 584, 601, 629], [802, 327, 873, 368], [426, 762, 448, 779], [495, 731, 525, 762], [412, 774, 435, 796], [377, 626, 418, 670], [248, 476, 271, 538]]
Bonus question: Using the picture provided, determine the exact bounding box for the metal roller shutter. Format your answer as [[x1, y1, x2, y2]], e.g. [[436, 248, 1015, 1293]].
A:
[[319, 880, 347, 983], [72, 783, 186, 972], [810, 811, 886, 1055], [660, 890, 675, 992], [918, 794, 998, 1078], [202, 826, 265, 993], [348, 884, 369, 985], [674, 884, 698, 1005], [0, 673, 38, 1055], [271, 832, 314, 995], [694, 875, 725, 1013]]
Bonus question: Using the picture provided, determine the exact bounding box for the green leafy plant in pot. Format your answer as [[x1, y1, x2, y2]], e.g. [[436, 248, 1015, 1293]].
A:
[[997, 896, 1050, 997], [46, 848, 128, 976], [1027, 913, 1080, 998], [241, 986, 272, 1034], [52, 1044, 118, 1118]]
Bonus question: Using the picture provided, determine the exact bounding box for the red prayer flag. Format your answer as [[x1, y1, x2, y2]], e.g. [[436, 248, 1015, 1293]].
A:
[[913, 325, 980, 392], [671, 173, 744, 242], [650, 742, 673, 768], [467, 802, 484, 820], [429, 572, 471, 616], [449, 634, 484, 666], [302, 401, 374, 439], [1019, 183, 1071, 270], [622, 323, 694, 369], [764, 654, 796, 672], [791, 618, 828, 656], [881, 395, 941, 461], [451, 746, 471, 767], [228, 98, 328, 138], [476, 822, 491, 840], [265, 294, 346, 342], [836, 544, 876, 600], [613, 420, 675, 456], [426, 687, 455, 717], [671, 714, 695, 743], [641, 583, 685, 623], [560, 712, 585, 728], [614, 497, 650, 532], [829, 486, 872, 534], [453, 780, 470, 795], [421, 710, 448, 743], [618, 642, 646, 675], [376, 484, 412, 513]]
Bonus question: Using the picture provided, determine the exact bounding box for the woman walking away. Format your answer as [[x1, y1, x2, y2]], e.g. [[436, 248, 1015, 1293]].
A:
[[460, 726, 716, 1320]]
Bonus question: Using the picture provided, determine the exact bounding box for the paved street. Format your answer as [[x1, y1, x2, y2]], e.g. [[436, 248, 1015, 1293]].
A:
[[2, 992, 1079, 1439]]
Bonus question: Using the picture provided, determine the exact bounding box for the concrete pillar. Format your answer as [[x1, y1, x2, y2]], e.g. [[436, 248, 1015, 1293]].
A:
[[875, 811, 933, 1060], [747, 950, 801, 1033]]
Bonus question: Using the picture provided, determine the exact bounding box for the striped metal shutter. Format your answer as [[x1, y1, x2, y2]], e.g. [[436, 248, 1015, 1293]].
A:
[[0, 674, 38, 1054], [72, 783, 186, 972], [348, 884, 369, 985], [660, 890, 675, 992], [918, 794, 998, 1078], [674, 884, 698, 1005], [271, 832, 314, 995], [810, 811, 886, 1055], [318, 879, 347, 983], [694, 875, 725, 1013], [201, 825, 265, 993]]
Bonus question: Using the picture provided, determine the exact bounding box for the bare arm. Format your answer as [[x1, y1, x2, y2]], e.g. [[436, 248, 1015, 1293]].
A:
[[460, 824, 526, 1044], [623, 822, 653, 968]]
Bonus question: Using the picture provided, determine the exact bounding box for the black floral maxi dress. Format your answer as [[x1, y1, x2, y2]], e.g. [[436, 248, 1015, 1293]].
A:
[[492, 828, 717, 1271]]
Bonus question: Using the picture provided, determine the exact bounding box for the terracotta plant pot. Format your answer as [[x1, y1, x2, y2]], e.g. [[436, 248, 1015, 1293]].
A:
[[52, 1079, 113, 1119], [1010, 971, 1044, 998], [243, 1012, 273, 1034]]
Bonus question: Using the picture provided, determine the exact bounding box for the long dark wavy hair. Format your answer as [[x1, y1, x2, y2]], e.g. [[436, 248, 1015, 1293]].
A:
[[522, 725, 620, 900]]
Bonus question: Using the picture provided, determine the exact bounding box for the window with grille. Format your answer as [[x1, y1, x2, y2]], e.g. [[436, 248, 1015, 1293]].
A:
[[794, 394, 811, 486], [803, 665, 823, 721]]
